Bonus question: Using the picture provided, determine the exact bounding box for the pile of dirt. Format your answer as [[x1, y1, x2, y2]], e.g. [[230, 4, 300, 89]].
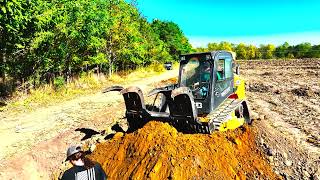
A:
[[247, 82, 271, 93], [89, 121, 278, 179], [291, 87, 314, 97]]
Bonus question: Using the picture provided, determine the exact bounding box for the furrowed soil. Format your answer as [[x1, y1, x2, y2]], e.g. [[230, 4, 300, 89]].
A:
[[242, 59, 320, 179], [0, 59, 319, 179]]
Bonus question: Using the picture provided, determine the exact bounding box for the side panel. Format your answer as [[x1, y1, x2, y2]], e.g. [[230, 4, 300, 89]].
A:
[[234, 74, 246, 100]]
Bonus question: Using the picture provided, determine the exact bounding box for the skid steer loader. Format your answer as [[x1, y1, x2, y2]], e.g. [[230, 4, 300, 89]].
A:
[[103, 51, 251, 133]]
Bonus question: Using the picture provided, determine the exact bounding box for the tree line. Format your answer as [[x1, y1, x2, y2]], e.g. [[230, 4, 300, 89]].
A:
[[196, 42, 320, 60], [0, 0, 192, 95], [1, 0, 319, 97]]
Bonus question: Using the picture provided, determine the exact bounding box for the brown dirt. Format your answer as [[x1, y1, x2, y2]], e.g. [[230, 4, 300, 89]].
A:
[[240, 59, 320, 179], [89, 121, 278, 180]]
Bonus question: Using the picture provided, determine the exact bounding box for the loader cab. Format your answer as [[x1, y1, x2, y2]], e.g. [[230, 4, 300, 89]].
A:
[[179, 51, 234, 115]]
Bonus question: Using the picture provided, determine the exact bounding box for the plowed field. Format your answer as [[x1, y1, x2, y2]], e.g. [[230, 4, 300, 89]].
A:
[[241, 59, 320, 179]]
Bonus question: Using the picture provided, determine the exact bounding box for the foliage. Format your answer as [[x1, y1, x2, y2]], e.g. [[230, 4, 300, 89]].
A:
[[293, 43, 312, 58], [235, 43, 248, 60], [53, 76, 65, 90], [3, 62, 172, 112], [260, 44, 276, 59], [151, 20, 192, 59], [195, 41, 320, 60], [1, 0, 319, 98], [0, 0, 192, 97]]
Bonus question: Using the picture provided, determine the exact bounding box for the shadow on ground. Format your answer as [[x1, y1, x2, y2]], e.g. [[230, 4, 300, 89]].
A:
[[75, 123, 126, 141], [75, 128, 100, 141]]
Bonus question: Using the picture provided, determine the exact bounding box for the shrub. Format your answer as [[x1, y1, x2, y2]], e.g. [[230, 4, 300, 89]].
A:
[[53, 76, 65, 90], [149, 62, 165, 73]]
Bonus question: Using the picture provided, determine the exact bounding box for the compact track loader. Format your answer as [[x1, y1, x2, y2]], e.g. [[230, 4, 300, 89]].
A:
[[103, 51, 251, 133]]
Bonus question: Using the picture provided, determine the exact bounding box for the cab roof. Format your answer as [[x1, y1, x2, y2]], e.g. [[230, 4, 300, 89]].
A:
[[180, 51, 236, 61]]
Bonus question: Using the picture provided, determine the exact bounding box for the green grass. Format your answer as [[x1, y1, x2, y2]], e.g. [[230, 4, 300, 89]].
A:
[[1, 62, 167, 113]]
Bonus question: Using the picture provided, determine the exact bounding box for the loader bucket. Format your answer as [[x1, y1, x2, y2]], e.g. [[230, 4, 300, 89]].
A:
[[104, 86, 171, 132], [119, 87, 148, 132], [121, 87, 146, 114], [102, 85, 124, 93], [170, 87, 198, 133]]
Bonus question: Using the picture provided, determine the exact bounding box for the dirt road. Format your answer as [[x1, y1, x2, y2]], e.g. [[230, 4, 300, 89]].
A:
[[0, 69, 178, 179]]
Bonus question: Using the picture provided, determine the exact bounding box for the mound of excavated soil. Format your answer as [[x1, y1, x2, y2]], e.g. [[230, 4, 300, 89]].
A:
[[89, 122, 278, 179]]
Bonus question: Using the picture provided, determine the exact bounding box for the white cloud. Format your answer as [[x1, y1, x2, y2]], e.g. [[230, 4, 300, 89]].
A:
[[188, 32, 320, 48]]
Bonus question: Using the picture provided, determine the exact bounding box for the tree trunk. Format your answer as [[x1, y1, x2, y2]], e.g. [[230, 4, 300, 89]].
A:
[[96, 64, 100, 78], [100, 64, 103, 78], [108, 47, 113, 77], [109, 61, 112, 77], [0, 48, 6, 83]]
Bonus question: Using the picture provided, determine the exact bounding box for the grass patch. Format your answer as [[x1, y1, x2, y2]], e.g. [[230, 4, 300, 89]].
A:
[[1, 62, 169, 113], [126, 62, 165, 81]]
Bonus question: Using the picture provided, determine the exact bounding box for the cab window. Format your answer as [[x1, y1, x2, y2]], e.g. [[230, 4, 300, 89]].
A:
[[217, 59, 224, 80], [180, 56, 211, 99], [216, 53, 232, 80], [225, 57, 232, 79]]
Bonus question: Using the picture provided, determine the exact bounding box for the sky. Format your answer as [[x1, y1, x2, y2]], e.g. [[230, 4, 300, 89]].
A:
[[136, 0, 320, 47]]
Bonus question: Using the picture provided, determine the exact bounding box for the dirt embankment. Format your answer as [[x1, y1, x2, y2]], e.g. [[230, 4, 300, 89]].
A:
[[89, 121, 278, 180]]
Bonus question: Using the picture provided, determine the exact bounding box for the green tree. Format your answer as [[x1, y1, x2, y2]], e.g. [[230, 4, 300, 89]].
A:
[[218, 41, 233, 51], [30, 0, 111, 79], [259, 44, 275, 59], [309, 45, 320, 58], [151, 20, 192, 60], [293, 42, 312, 58], [247, 45, 257, 59], [0, 0, 38, 81], [235, 43, 248, 60], [207, 43, 219, 51], [275, 42, 290, 59]]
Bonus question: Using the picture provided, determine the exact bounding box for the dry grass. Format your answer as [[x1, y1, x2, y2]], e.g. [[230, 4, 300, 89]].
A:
[[1, 62, 168, 113]]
